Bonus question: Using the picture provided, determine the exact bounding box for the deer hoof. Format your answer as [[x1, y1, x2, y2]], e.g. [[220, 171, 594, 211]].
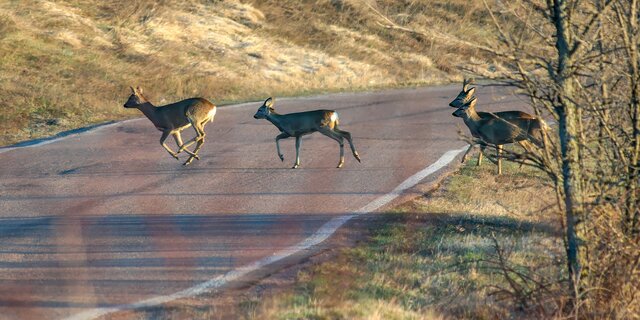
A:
[[292, 164, 299, 169], [336, 162, 344, 168], [172, 154, 180, 160], [279, 155, 284, 162], [183, 157, 195, 166], [354, 153, 361, 163]]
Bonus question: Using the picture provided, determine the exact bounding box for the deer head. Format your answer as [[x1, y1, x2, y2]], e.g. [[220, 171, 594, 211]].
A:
[[124, 86, 149, 109], [452, 97, 477, 118], [449, 79, 476, 108], [253, 97, 275, 119]]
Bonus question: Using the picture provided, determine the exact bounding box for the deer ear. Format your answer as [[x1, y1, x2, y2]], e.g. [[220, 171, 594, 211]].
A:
[[136, 86, 144, 94], [465, 87, 476, 98], [265, 97, 274, 108], [130, 86, 136, 94], [463, 78, 475, 91]]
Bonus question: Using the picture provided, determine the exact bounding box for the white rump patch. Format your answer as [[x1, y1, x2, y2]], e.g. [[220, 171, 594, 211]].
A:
[[330, 112, 338, 122], [208, 107, 217, 122]]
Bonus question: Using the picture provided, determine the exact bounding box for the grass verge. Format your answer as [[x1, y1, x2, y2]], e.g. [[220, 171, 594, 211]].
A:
[[0, 0, 502, 147], [246, 154, 567, 319]]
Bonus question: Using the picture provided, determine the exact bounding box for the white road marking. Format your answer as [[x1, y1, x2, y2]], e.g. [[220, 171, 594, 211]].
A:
[[65, 146, 467, 320], [0, 89, 450, 154], [0, 100, 254, 155], [0, 100, 249, 155], [0, 98, 266, 155], [0, 119, 138, 154]]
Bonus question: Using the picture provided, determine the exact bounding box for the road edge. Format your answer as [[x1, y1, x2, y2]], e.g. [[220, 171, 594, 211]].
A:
[[64, 146, 467, 320]]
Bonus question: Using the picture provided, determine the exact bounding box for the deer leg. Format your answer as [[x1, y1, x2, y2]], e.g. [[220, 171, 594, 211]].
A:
[[291, 136, 302, 169], [318, 128, 345, 168], [178, 138, 197, 153], [334, 128, 360, 162], [174, 132, 199, 160], [180, 119, 207, 156], [292, 136, 302, 169], [160, 130, 179, 160], [173, 132, 185, 150], [275, 132, 290, 162], [477, 144, 486, 166], [184, 122, 206, 166], [178, 125, 199, 154], [194, 120, 207, 143], [190, 124, 206, 155], [292, 136, 303, 169], [496, 144, 503, 175], [516, 141, 531, 169], [461, 143, 475, 163]]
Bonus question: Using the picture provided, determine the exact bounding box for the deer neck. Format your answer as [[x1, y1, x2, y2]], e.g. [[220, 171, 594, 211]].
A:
[[265, 112, 288, 133], [136, 102, 159, 123], [461, 106, 484, 137], [466, 105, 482, 121]]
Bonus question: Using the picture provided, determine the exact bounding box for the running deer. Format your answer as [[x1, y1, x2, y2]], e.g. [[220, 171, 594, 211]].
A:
[[452, 97, 545, 174], [123, 86, 216, 166], [449, 79, 539, 165], [253, 97, 361, 169]]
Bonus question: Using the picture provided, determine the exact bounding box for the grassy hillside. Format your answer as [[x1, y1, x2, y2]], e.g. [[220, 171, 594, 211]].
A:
[[0, 0, 492, 146]]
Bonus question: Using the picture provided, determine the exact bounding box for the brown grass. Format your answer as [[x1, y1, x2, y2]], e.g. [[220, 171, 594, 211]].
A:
[[247, 156, 567, 319], [0, 0, 496, 146]]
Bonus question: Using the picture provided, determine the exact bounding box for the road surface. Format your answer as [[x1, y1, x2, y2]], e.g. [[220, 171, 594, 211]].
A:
[[0, 84, 523, 319]]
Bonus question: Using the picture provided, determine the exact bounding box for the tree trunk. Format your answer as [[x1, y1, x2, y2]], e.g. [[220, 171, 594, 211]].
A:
[[625, 0, 639, 233], [551, 0, 584, 296]]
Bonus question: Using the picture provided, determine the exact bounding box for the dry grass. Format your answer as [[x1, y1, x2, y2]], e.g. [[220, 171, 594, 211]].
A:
[[0, 0, 497, 146], [247, 156, 567, 319]]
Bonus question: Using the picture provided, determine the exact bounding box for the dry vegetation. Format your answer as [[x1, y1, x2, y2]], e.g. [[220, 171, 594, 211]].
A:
[[0, 0, 491, 146], [3, 0, 635, 318], [367, 0, 640, 317], [246, 159, 567, 319]]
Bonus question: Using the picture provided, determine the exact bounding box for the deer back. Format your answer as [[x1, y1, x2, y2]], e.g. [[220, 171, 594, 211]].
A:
[[478, 110, 537, 120], [477, 116, 543, 145], [454, 97, 544, 146], [153, 98, 215, 130], [271, 110, 336, 136]]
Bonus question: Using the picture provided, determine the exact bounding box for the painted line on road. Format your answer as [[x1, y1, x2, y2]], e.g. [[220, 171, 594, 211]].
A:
[[0, 100, 258, 155], [65, 146, 466, 320], [0, 120, 139, 154], [0, 97, 305, 155]]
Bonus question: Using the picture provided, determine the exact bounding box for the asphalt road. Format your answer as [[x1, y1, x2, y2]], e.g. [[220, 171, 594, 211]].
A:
[[0, 84, 524, 319]]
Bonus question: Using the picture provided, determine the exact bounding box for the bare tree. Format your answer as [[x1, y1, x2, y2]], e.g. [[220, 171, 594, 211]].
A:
[[366, 0, 640, 316], [613, 0, 640, 232]]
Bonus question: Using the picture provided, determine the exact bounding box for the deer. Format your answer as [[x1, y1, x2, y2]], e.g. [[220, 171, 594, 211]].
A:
[[449, 79, 540, 166], [123, 86, 217, 166], [452, 97, 545, 174], [253, 97, 361, 169]]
